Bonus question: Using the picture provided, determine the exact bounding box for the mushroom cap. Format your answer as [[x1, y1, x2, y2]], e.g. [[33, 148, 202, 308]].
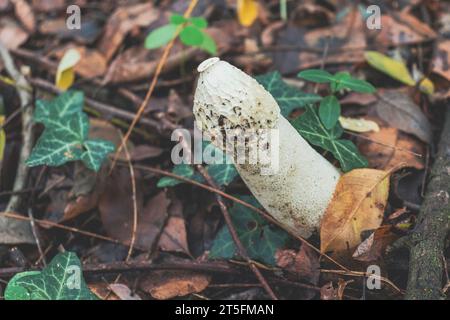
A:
[[193, 58, 280, 144]]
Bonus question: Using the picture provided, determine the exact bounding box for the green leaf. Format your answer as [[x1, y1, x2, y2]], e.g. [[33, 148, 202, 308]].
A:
[[256, 71, 322, 117], [5, 252, 97, 300], [81, 139, 115, 171], [145, 24, 178, 49], [333, 72, 376, 93], [157, 164, 197, 187], [190, 17, 208, 29], [26, 113, 87, 167], [170, 14, 187, 25], [34, 90, 84, 124], [292, 106, 368, 172], [27, 91, 114, 171], [179, 25, 204, 46], [319, 95, 341, 129], [207, 163, 238, 186], [209, 195, 289, 265], [198, 32, 217, 54], [298, 69, 335, 83]]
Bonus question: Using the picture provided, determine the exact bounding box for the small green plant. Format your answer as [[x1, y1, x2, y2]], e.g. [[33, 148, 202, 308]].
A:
[[26, 91, 115, 172], [298, 69, 376, 129], [145, 14, 217, 55], [5, 251, 97, 300]]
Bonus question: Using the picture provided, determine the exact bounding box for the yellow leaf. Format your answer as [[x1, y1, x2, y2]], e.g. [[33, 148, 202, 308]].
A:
[[339, 116, 380, 133], [55, 49, 81, 90], [237, 0, 258, 27], [418, 77, 434, 95], [0, 115, 5, 162], [365, 51, 415, 86], [320, 168, 390, 256]]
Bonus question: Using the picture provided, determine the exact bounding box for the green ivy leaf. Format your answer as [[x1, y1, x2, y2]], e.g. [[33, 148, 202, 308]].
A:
[[292, 106, 368, 172], [256, 71, 322, 117], [190, 17, 208, 29], [179, 25, 204, 46], [170, 14, 187, 25], [209, 195, 289, 265], [198, 32, 217, 54], [34, 90, 84, 123], [81, 139, 115, 171], [145, 24, 178, 49], [207, 163, 238, 186], [298, 69, 335, 83], [157, 164, 197, 187], [5, 252, 97, 300], [319, 95, 340, 129], [27, 91, 114, 172]]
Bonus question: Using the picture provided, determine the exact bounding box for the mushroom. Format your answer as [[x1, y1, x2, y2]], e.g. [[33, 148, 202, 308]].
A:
[[193, 58, 341, 237]]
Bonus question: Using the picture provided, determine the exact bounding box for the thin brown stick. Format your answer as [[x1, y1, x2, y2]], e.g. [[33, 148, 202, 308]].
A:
[[109, 0, 199, 172], [122, 132, 138, 261], [196, 165, 278, 300]]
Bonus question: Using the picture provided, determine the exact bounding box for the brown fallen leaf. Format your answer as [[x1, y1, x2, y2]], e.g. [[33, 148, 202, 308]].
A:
[[276, 244, 320, 284], [140, 271, 211, 300], [432, 40, 450, 81], [370, 12, 436, 47], [98, 3, 160, 61], [320, 168, 390, 256], [12, 0, 35, 33], [129, 145, 163, 161], [158, 197, 190, 255], [352, 225, 398, 262], [51, 46, 107, 79], [373, 90, 432, 144], [109, 283, 142, 300], [359, 127, 425, 170]]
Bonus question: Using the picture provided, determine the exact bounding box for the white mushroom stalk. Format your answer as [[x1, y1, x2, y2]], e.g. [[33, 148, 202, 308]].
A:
[[193, 58, 341, 238]]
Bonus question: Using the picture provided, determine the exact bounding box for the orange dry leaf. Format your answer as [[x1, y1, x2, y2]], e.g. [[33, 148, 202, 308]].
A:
[[140, 271, 211, 300], [320, 169, 390, 255], [237, 0, 258, 27]]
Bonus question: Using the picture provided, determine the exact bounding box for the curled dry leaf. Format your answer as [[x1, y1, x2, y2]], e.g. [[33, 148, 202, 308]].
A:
[[275, 244, 320, 284], [358, 127, 425, 170], [320, 168, 390, 256], [98, 3, 160, 61], [140, 271, 211, 300], [352, 225, 398, 262], [109, 283, 142, 300], [373, 90, 432, 144]]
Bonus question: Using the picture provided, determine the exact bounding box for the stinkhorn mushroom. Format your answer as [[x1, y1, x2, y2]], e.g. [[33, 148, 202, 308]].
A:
[[193, 57, 341, 238]]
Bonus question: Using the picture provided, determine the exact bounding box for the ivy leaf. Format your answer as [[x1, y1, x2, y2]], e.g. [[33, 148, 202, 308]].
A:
[[179, 25, 204, 46], [157, 164, 198, 187], [81, 139, 115, 171], [27, 91, 114, 171], [26, 112, 88, 167], [298, 69, 335, 83], [319, 95, 341, 129], [145, 24, 178, 49], [34, 90, 84, 123], [256, 71, 322, 117], [209, 195, 289, 265], [5, 252, 97, 300], [292, 106, 368, 172], [207, 163, 238, 186]]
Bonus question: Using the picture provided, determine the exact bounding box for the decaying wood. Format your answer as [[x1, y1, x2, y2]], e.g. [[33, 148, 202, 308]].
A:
[[405, 105, 450, 300]]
